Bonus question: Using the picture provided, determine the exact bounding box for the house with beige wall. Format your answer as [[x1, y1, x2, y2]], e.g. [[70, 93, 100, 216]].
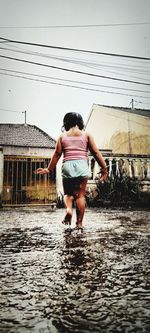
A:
[[86, 104, 150, 183], [86, 104, 150, 154]]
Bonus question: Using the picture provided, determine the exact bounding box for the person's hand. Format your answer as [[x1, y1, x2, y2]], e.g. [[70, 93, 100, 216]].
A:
[[99, 173, 107, 182], [34, 168, 49, 174], [97, 170, 107, 182], [100, 174, 107, 183]]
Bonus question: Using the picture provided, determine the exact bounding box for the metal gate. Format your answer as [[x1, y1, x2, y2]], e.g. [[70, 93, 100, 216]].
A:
[[3, 156, 57, 205]]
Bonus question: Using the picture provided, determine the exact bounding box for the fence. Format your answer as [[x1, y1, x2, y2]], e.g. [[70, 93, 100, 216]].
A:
[[86, 155, 150, 208], [3, 156, 56, 206], [88, 154, 150, 181]]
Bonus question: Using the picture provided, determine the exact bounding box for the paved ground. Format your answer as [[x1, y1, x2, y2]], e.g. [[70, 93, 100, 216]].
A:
[[0, 207, 150, 333]]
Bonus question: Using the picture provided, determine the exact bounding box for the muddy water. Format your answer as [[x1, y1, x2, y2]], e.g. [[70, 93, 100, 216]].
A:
[[0, 207, 150, 333]]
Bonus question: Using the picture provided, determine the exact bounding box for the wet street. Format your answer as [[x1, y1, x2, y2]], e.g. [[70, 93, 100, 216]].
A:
[[0, 207, 150, 333]]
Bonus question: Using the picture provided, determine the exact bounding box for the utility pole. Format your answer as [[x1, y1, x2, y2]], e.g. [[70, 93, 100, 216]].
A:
[[128, 100, 133, 154], [131, 98, 134, 110], [22, 110, 27, 125]]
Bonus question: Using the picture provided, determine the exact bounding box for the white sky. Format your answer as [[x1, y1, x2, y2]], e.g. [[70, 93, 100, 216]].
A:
[[0, 0, 150, 139]]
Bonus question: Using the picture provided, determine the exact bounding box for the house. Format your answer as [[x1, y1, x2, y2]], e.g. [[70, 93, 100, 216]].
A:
[[86, 104, 150, 184], [0, 123, 56, 206]]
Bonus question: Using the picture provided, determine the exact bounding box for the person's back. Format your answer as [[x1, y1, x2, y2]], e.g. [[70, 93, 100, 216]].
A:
[[61, 127, 90, 180], [61, 129, 88, 162]]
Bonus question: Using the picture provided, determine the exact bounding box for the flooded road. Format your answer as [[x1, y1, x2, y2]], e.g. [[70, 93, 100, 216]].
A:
[[0, 207, 150, 333]]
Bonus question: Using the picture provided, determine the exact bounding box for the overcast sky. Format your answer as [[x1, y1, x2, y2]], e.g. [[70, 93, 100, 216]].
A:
[[0, 0, 150, 139]]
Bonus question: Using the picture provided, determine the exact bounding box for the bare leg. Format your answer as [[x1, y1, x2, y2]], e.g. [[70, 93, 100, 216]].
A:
[[63, 194, 73, 225], [76, 195, 86, 228], [75, 177, 88, 228]]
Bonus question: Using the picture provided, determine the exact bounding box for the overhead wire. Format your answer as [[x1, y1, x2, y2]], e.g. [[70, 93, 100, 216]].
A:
[[1, 54, 150, 86], [0, 22, 150, 28], [3, 42, 150, 72], [1, 37, 150, 86], [0, 30, 149, 113], [0, 107, 22, 113], [1, 46, 150, 81], [0, 36, 150, 61], [1, 71, 150, 99], [0, 68, 150, 95]]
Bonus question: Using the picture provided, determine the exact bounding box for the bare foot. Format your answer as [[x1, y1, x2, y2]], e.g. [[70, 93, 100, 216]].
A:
[[75, 222, 83, 230], [62, 211, 72, 225]]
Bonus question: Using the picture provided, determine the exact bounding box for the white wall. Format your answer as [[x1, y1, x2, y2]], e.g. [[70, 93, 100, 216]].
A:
[[2, 146, 54, 158], [56, 156, 64, 196]]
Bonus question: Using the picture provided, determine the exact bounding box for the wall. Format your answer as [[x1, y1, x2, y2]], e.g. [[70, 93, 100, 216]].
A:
[[86, 105, 150, 155], [56, 156, 63, 196], [2, 146, 54, 158]]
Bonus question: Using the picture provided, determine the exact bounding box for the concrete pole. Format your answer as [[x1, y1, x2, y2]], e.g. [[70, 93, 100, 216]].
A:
[[0, 148, 4, 207], [131, 98, 134, 110], [56, 156, 63, 197]]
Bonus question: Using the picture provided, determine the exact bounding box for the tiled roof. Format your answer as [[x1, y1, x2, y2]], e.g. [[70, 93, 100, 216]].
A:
[[0, 124, 56, 148]]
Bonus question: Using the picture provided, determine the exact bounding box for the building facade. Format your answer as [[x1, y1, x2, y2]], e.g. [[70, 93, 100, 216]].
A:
[[0, 124, 56, 206], [86, 104, 150, 190]]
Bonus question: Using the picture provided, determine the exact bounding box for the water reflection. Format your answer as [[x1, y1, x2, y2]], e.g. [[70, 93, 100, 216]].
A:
[[0, 208, 149, 333], [62, 233, 89, 286]]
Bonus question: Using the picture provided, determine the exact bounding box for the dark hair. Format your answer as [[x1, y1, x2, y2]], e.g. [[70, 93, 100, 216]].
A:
[[62, 112, 84, 131]]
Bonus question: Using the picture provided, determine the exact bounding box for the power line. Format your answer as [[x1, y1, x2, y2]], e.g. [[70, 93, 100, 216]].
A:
[[0, 107, 22, 113], [1, 68, 150, 94], [139, 101, 150, 105], [4, 43, 150, 71], [1, 71, 150, 99], [0, 36, 150, 61], [2, 42, 150, 87], [0, 22, 150, 29], [1, 46, 150, 79], [1, 54, 150, 86]]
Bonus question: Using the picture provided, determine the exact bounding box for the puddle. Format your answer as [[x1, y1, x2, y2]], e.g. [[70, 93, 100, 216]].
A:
[[0, 208, 150, 332]]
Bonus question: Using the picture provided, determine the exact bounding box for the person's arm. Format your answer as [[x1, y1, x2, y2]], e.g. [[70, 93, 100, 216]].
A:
[[87, 133, 107, 181], [35, 136, 63, 174]]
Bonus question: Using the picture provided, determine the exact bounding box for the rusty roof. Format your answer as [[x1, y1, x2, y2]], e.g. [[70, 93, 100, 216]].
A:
[[0, 123, 56, 148]]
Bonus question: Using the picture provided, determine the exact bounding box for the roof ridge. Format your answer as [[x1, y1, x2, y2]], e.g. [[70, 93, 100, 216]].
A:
[[32, 124, 56, 142], [93, 103, 150, 112], [0, 123, 56, 148]]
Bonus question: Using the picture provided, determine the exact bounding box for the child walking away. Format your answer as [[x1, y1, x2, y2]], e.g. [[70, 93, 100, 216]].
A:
[[35, 113, 107, 230]]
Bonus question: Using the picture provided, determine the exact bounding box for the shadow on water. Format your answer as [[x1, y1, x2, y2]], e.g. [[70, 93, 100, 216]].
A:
[[0, 208, 150, 333]]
